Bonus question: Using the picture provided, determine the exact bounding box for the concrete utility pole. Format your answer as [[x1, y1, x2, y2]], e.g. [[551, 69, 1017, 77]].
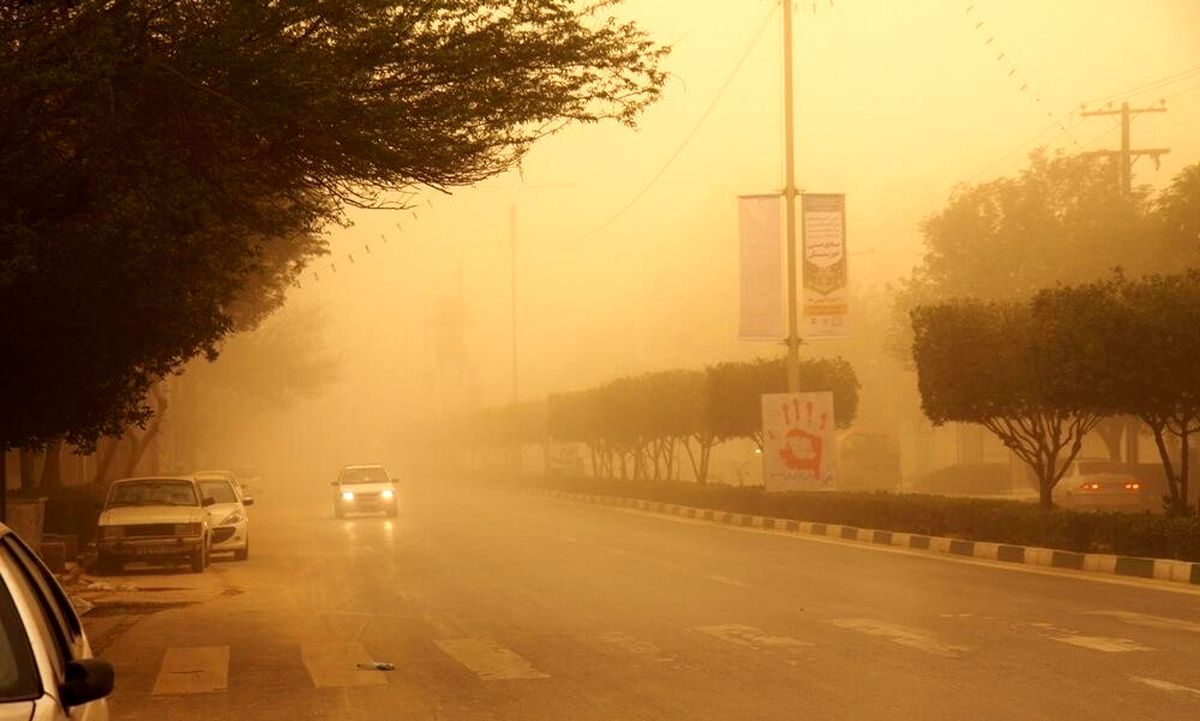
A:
[[781, 0, 801, 392], [1079, 101, 1169, 468]]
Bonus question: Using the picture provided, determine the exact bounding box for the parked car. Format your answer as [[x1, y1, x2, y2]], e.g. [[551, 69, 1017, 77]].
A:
[[0, 522, 113, 719], [95, 476, 215, 574], [332, 464, 399, 518], [195, 472, 255, 561], [1052, 458, 1154, 511]]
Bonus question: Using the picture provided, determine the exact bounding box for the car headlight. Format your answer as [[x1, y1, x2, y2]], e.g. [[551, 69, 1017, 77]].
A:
[[175, 523, 203, 536], [382, 489, 394, 499], [342, 491, 354, 501], [219, 509, 244, 525], [98, 525, 123, 540]]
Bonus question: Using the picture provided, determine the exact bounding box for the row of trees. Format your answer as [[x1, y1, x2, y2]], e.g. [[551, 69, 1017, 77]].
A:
[[462, 357, 859, 483], [0, 1, 667, 506], [913, 271, 1200, 515]]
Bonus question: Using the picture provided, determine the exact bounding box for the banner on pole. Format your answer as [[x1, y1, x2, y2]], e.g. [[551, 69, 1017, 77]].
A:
[[737, 194, 783, 340], [800, 193, 848, 338], [761, 392, 837, 491]]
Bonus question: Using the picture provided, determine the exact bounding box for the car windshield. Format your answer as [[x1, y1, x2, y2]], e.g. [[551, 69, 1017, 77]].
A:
[[339, 467, 388, 484], [198, 480, 238, 504], [108, 480, 198, 507]]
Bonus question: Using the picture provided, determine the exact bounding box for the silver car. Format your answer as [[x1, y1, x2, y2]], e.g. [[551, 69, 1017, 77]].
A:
[[0, 523, 112, 719]]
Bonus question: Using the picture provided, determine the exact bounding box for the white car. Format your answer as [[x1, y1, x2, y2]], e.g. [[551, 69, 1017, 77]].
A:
[[332, 464, 399, 518], [195, 473, 254, 561], [95, 476, 215, 574], [1053, 458, 1154, 511], [0, 522, 113, 719]]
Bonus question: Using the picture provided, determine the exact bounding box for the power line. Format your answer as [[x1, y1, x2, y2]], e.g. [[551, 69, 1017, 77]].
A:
[[1083, 65, 1200, 107], [578, 3, 779, 239]]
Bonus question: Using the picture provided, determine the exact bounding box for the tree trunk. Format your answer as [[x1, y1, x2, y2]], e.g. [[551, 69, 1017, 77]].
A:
[[1180, 425, 1190, 517], [1149, 422, 1183, 514], [39, 440, 62, 491], [18, 448, 37, 492], [123, 382, 170, 477], [1094, 418, 1124, 462], [92, 437, 121, 485]]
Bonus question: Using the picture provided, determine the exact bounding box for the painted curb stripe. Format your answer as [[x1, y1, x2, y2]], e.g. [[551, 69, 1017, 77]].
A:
[[839, 526, 859, 540], [811, 523, 827, 536], [909, 535, 931, 550], [1051, 551, 1085, 570], [949, 540, 975, 556], [872, 530, 892, 545], [996, 545, 1025, 563], [1114, 556, 1155, 579]]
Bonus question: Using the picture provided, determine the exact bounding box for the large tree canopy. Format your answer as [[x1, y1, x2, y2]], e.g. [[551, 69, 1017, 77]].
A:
[[0, 0, 667, 450]]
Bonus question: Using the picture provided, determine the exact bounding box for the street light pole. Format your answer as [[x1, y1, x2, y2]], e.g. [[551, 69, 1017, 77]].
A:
[[508, 200, 519, 406], [781, 0, 801, 392]]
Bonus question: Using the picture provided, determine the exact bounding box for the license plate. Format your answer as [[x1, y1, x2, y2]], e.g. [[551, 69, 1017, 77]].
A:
[[130, 546, 176, 556]]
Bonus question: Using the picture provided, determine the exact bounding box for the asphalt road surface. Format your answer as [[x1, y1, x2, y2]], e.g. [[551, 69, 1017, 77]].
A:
[[89, 481, 1200, 720]]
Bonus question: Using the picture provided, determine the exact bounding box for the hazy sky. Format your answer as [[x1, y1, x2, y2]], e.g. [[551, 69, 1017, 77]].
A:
[[242, 0, 1200, 469]]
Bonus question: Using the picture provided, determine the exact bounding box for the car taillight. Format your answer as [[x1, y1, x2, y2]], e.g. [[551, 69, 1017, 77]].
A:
[[1080, 482, 1101, 491], [1124, 482, 1141, 491]]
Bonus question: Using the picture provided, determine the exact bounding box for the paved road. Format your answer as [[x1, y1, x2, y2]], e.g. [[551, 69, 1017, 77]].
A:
[[90, 481, 1200, 720]]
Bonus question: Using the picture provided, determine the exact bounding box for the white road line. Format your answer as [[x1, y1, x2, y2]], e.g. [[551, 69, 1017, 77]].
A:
[[300, 642, 390, 688], [1051, 635, 1153, 653], [1089, 610, 1200, 634], [707, 574, 750, 589], [435, 638, 549, 681], [1131, 676, 1200, 699], [695, 624, 811, 651], [830, 619, 966, 658], [152, 646, 230, 695], [597, 631, 671, 660]]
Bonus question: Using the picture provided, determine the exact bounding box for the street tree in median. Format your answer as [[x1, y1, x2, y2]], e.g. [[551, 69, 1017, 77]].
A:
[[1037, 273, 1200, 516], [0, 0, 668, 453], [912, 299, 1105, 508]]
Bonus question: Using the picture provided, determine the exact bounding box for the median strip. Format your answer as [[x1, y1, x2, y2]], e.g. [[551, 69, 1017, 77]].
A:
[[531, 487, 1200, 587]]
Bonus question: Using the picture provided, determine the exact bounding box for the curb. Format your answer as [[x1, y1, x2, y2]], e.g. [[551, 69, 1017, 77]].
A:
[[530, 487, 1200, 587]]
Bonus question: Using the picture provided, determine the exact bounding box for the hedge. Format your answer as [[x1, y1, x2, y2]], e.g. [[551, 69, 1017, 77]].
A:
[[528, 475, 1200, 563]]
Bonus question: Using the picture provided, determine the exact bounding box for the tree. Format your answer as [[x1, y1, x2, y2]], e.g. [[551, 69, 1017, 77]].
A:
[[706, 357, 859, 447], [1037, 273, 1200, 516], [912, 299, 1103, 508], [0, 0, 667, 453]]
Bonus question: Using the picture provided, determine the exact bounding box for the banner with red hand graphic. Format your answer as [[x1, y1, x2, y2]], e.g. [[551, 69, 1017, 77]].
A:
[[761, 392, 837, 491]]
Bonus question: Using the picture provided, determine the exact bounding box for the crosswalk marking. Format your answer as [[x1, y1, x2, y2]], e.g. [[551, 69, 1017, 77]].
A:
[[1052, 635, 1152, 653], [694, 624, 811, 651], [830, 619, 966, 658], [1089, 611, 1200, 634], [1131, 676, 1200, 698], [435, 638, 549, 680], [152, 646, 230, 695], [300, 642, 389, 688]]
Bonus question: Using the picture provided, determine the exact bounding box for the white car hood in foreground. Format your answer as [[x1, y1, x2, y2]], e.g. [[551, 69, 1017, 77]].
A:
[[99, 505, 206, 526]]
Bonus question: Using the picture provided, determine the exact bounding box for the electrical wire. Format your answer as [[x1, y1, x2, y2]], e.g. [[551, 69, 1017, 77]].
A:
[[1083, 65, 1200, 107], [577, 2, 780, 240]]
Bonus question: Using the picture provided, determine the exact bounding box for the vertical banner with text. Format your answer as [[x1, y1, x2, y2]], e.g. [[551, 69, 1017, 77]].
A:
[[737, 194, 784, 340], [761, 391, 837, 491], [801, 193, 848, 338]]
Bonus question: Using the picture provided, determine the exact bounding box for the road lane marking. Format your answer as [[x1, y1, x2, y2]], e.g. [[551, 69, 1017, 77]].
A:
[[152, 646, 229, 695], [830, 619, 966, 658], [1131, 676, 1200, 699], [695, 624, 811, 651], [1089, 611, 1200, 634], [435, 638, 549, 680], [557, 535, 578, 543], [707, 574, 750, 588], [1051, 635, 1152, 653], [301, 642, 389, 688], [597, 631, 672, 661]]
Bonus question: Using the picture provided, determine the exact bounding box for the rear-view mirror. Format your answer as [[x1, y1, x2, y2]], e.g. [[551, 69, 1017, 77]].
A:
[[330, 480, 339, 487], [201, 496, 216, 507], [60, 658, 114, 708], [243, 497, 255, 507]]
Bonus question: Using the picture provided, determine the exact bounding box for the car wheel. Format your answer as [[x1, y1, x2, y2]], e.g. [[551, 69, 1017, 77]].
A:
[[190, 545, 206, 573], [234, 539, 249, 561]]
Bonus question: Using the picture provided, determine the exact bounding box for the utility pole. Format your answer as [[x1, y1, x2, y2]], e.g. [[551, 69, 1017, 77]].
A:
[[1079, 100, 1169, 468], [781, 0, 801, 392], [1079, 101, 1169, 194]]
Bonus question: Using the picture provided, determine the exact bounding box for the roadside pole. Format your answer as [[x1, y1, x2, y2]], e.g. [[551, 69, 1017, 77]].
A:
[[781, 0, 801, 392]]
